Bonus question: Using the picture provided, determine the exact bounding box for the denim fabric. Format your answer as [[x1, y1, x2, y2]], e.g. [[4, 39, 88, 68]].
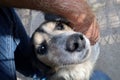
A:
[[0, 7, 17, 80], [0, 7, 34, 80], [90, 70, 111, 80]]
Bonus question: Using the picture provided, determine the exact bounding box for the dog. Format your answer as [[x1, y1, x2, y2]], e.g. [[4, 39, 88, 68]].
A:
[[31, 20, 95, 80]]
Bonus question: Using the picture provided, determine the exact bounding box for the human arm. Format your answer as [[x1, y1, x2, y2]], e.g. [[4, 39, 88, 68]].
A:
[[0, 0, 100, 45]]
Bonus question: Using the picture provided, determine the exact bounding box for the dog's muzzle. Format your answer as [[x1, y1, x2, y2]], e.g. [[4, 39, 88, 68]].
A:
[[48, 32, 90, 65], [66, 34, 86, 52]]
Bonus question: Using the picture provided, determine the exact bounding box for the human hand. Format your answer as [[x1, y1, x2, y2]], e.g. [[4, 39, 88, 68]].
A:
[[0, 0, 99, 45], [40, 0, 100, 45]]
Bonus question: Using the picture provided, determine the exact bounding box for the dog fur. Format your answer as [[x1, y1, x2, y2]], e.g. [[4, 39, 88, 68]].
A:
[[31, 21, 95, 80]]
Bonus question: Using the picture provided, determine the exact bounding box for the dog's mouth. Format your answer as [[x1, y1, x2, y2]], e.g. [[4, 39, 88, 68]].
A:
[[57, 49, 90, 66]]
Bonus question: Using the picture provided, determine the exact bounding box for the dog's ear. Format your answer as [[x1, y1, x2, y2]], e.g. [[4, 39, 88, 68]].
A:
[[44, 13, 70, 25]]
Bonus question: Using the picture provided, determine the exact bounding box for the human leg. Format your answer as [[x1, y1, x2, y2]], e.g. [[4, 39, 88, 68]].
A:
[[0, 7, 34, 80], [90, 70, 111, 80], [0, 7, 17, 80], [12, 8, 36, 76]]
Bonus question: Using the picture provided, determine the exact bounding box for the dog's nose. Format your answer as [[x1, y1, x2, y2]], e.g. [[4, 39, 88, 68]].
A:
[[66, 34, 85, 52]]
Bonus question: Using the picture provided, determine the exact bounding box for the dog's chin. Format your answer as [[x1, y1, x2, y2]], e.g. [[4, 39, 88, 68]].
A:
[[55, 49, 90, 68]]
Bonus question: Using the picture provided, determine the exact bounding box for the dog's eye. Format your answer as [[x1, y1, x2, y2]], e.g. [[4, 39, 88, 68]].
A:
[[55, 22, 64, 30], [37, 41, 48, 55]]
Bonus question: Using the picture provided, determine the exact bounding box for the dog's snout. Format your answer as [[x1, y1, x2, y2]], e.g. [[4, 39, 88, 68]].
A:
[[66, 34, 85, 52]]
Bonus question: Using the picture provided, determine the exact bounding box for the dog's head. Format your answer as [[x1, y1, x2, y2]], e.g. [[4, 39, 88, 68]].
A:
[[31, 21, 91, 68]]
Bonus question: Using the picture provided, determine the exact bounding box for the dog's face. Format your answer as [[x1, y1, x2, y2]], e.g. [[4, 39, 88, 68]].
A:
[[32, 21, 91, 68]]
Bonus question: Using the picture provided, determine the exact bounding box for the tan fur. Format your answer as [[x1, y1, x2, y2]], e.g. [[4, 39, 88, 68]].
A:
[[32, 22, 95, 80], [49, 61, 94, 80]]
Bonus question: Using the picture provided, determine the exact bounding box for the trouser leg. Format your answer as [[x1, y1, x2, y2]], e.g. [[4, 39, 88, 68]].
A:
[[0, 7, 34, 80], [0, 8, 17, 80]]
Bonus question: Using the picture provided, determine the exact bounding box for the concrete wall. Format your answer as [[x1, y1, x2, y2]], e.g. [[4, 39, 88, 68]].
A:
[[16, 0, 120, 80], [89, 0, 120, 80]]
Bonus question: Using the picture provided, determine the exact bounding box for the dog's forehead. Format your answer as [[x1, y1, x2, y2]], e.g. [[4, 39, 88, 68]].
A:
[[33, 32, 43, 45], [33, 32, 49, 45], [41, 22, 73, 34], [33, 21, 73, 45], [42, 22, 56, 33]]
